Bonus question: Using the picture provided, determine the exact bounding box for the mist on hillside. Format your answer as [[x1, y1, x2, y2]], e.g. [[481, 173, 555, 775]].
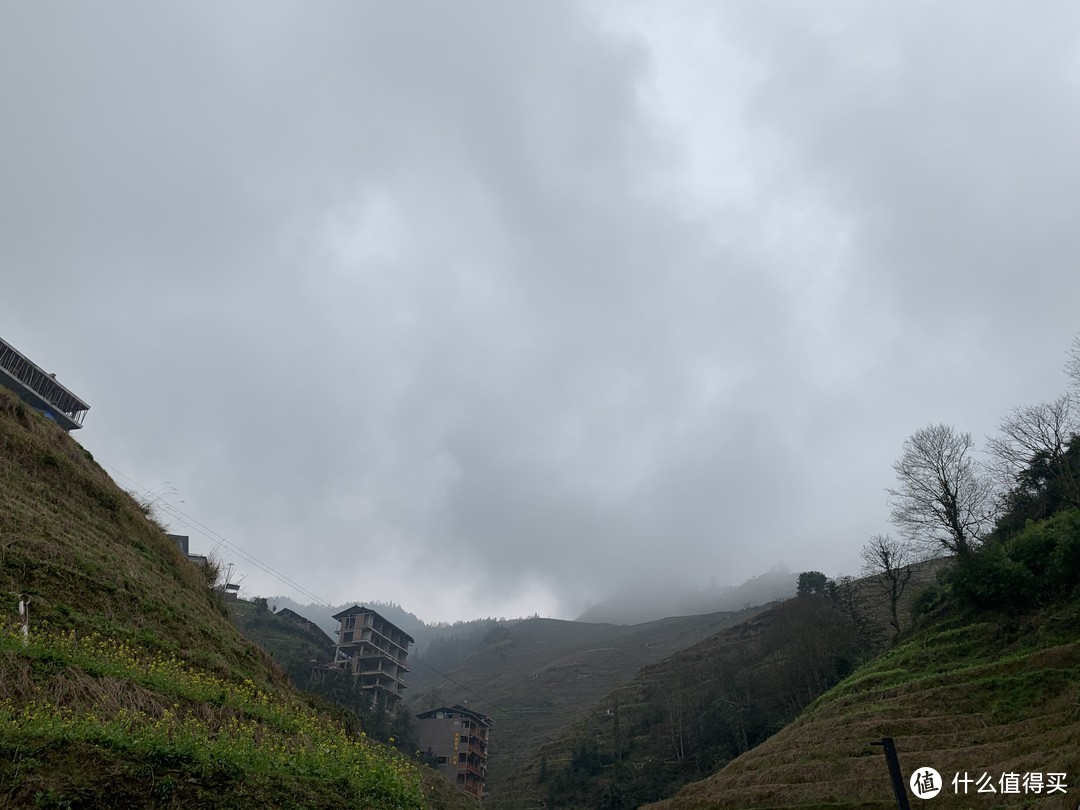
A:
[[267, 566, 798, 648], [267, 598, 423, 646], [576, 567, 797, 625], [267, 596, 516, 659]]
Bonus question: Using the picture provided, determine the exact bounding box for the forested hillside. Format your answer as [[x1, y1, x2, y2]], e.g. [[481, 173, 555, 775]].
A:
[[405, 609, 766, 805]]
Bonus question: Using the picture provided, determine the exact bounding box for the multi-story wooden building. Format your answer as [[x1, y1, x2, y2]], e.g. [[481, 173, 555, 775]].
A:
[[330, 605, 413, 706], [416, 704, 493, 799]]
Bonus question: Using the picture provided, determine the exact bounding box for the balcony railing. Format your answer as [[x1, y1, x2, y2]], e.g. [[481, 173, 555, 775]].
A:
[[0, 338, 89, 430]]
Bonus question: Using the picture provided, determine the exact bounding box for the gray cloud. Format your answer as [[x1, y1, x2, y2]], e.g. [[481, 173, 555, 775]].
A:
[[3, 1, 1078, 621]]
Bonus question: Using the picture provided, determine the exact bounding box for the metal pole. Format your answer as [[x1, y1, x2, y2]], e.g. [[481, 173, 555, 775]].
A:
[[18, 594, 29, 645], [871, 737, 911, 810]]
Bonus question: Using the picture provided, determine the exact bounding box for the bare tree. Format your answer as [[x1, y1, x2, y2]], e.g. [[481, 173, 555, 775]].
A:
[[860, 534, 916, 638], [1068, 332, 1080, 392], [986, 394, 1080, 508], [888, 424, 996, 556]]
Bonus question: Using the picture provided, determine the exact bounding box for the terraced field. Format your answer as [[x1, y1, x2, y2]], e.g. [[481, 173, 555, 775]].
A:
[[648, 605, 1080, 809]]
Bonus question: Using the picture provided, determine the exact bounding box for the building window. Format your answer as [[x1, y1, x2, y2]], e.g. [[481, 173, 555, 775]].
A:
[[435, 756, 448, 764], [459, 753, 467, 763], [342, 631, 353, 643]]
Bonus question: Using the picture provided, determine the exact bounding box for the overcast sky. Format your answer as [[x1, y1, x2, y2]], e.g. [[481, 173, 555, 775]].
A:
[[3, 2, 1079, 623]]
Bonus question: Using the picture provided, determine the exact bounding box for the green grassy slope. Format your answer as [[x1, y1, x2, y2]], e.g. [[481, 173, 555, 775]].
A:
[[228, 599, 335, 681], [406, 608, 767, 807], [0, 387, 466, 808], [648, 599, 1080, 809]]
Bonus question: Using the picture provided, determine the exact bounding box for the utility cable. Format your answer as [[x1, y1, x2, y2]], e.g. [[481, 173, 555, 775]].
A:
[[98, 461, 331, 607], [96, 458, 509, 712]]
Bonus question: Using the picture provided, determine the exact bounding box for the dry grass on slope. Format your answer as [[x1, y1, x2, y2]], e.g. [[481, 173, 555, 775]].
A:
[[0, 388, 442, 808], [647, 609, 1080, 810], [0, 387, 282, 688]]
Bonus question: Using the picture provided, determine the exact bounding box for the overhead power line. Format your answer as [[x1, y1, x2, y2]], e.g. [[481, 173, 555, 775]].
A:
[[98, 460, 331, 607], [96, 459, 508, 713]]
